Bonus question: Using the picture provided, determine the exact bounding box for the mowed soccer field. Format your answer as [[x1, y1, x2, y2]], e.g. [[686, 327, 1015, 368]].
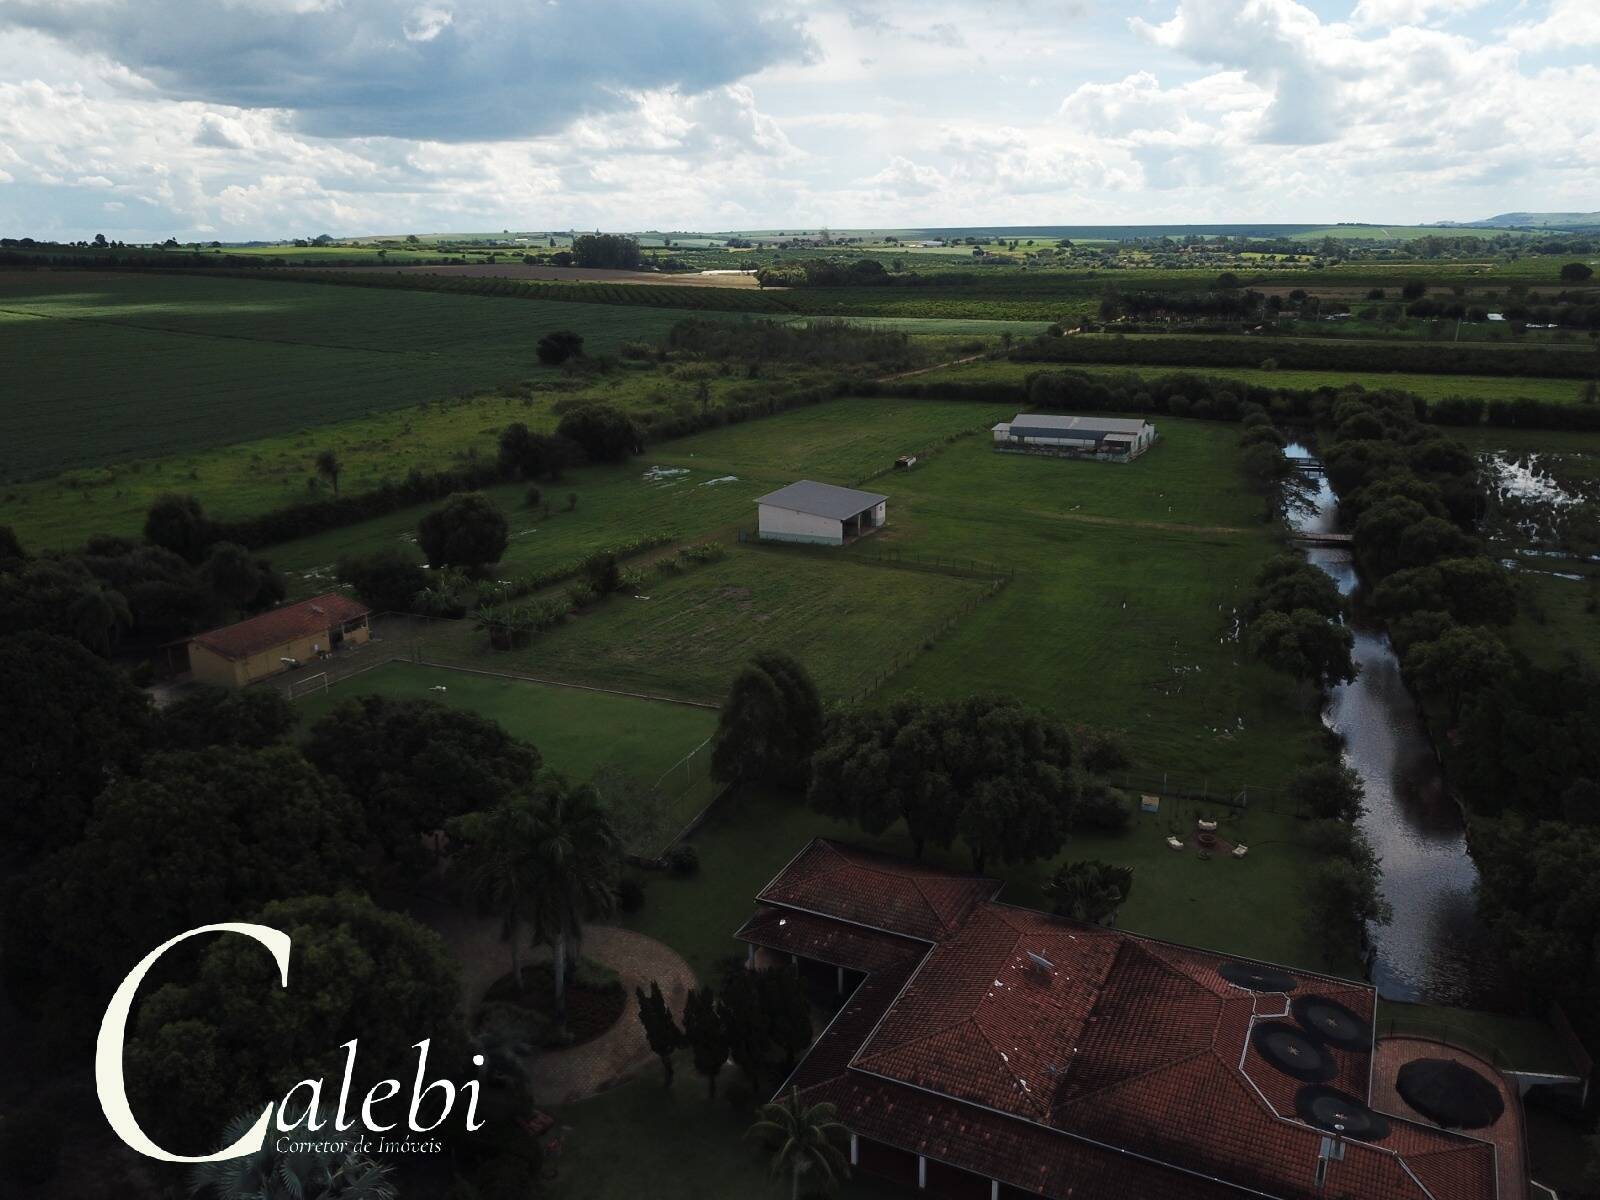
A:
[[295, 661, 719, 829], [0, 270, 697, 481]]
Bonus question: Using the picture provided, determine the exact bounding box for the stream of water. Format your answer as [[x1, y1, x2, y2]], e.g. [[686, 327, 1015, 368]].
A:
[[1286, 444, 1500, 1006]]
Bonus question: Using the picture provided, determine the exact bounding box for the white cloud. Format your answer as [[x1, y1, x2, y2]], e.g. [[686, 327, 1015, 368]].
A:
[[1351, 0, 1488, 28], [1504, 0, 1600, 51]]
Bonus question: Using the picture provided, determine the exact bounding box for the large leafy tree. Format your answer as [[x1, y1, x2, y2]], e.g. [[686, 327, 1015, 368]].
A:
[[1241, 555, 1345, 623], [711, 653, 825, 792], [305, 696, 542, 863], [1405, 625, 1513, 725], [126, 894, 463, 1157], [416, 492, 509, 573], [337, 549, 429, 613], [0, 631, 148, 857], [143, 492, 216, 562], [2, 747, 365, 1046], [1246, 608, 1357, 691], [151, 684, 297, 751], [809, 696, 1077, 872], [747, 1088, 852, 1200], [556, 403, 641, 463]]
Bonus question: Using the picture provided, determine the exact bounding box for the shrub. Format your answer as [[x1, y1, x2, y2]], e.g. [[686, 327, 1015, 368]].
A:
[[618, 876, 645, 913], [536, 329, 585, 365], [1071, 780, 1132, 832], [566, 581, 600, 609], [665, 843, 699, 875], [337, 548, 428, 613], [524, 484, 542, 508]]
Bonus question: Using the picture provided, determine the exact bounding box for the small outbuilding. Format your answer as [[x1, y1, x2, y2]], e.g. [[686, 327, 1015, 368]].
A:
[[993, 413, 1156, 461], [188, 592, 371, 688], [756, 480, 888, 546]]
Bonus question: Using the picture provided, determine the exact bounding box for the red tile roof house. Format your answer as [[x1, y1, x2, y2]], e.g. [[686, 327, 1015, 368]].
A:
[[736, 839, 1508, 1200], [188, 593, 371, 688]]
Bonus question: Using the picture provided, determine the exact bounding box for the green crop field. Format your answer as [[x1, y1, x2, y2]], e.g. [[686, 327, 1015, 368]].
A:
[[908, 356, 1592, 407], [0, 270, 702, 481], [296, 661, 718, 832]]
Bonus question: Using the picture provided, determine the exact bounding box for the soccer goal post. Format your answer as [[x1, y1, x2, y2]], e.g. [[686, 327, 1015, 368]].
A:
[[286, 671, 329, 701]]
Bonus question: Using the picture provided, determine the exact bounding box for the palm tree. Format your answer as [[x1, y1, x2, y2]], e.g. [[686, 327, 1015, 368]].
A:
[[747, 1088, 852, 1199], [449, 794, 546, 989], [189, 1109, 395, 1199], [525, 778, 620, 1037], [1047, 860, 1134, 927]]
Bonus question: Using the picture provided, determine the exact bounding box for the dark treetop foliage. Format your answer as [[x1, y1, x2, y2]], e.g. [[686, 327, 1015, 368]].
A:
[[149, 683, 297, 752], [417, 491, 510, 572], [711, 653, 826, 792], [125, 893, 462, 1156], [556, 403, 642, 463], [536, 329, 586, 365], [305, 695, 542, 863], [0, 631, 149, 857], [337, 547, 430, 614], [809, 695, 1078, 873], [3, 746, 365, 1052]]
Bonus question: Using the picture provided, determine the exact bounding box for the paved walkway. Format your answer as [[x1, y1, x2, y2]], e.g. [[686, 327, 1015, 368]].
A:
[[1372, 1037, 1527, 1200], [420, 900, 697, 1105]]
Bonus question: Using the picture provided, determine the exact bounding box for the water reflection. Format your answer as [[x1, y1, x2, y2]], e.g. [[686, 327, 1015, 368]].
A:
[[1285, 445, 1496, 1005]]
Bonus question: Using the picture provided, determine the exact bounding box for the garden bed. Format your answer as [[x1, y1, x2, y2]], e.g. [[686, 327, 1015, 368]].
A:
[[479, 957, 627, 1049]]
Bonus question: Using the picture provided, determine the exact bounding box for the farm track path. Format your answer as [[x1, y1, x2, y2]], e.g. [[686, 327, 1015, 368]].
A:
[[875, 353, 987, 382]]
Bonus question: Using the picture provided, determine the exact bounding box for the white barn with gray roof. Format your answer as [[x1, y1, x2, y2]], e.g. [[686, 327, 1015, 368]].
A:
[[993, 413, 1156, 460], [756, 480, 888, 546]]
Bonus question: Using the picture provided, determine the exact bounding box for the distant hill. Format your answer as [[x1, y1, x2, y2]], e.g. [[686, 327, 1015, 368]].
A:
[[1436, 212, 1600, 230]]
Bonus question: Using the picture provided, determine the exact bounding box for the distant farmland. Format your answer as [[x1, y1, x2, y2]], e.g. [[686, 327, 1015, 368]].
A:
[[0, 271, 698, 481]]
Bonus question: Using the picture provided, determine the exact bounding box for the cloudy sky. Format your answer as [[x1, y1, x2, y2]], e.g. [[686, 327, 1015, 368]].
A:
[[0, 0, 1595, 241]]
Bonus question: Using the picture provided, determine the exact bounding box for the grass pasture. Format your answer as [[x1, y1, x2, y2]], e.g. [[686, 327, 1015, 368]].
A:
[[0, 270, 697, 481], [268, 463, 764, 597], [425, 545, 999, 704], [866, 427, 1323, 787]]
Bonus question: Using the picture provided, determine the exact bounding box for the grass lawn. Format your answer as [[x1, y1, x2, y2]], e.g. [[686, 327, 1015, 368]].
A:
[[254, 395, 1015, 595], [652, 395, 1016, 485], [269, 463, 763, 598], [1375, 1000, 1578, 1075], [909, 356, 1592, 408], [621, 789, 1342, 989], [422, 546, 997, 704], [0, 270, 705, 482], [861, 422, 1325, 788], [1508, 573, 1600, 672], [295, 661, 717, 829]]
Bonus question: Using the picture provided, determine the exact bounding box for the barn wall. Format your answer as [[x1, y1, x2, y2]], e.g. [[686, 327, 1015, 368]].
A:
[[758, 504, 843, 545]]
